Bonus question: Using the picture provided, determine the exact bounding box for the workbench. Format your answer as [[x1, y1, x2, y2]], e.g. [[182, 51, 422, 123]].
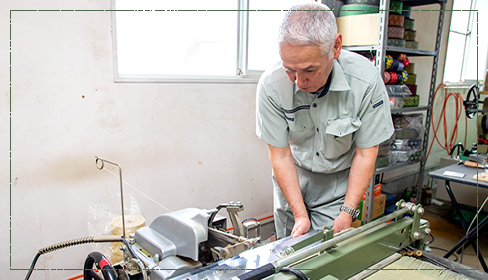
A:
[[428, 162, 488, 272]]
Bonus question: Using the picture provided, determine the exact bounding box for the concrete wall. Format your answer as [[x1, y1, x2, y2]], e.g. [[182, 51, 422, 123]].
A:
[[1, 1, 273, 279]]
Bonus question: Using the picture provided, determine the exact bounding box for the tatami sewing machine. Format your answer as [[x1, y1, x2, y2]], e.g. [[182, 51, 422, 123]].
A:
[[23, 157, 487, 280], [25, 199, 487, 280]]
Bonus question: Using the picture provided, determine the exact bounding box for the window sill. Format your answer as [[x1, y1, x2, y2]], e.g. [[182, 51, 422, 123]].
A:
[[115, 73, 263, 84]]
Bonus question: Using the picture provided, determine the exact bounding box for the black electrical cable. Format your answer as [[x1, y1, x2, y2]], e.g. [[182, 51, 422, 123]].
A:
[[83, 252, 117, 280], [24, 252, 40, 280], [425, 232, 435, 245], [429, 247, 459, 262], [24, 236, 125, 280], [279, 267, 309, 280]]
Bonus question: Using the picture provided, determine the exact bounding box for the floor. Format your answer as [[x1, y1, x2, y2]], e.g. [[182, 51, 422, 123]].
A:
[[422, 200, 488, 273]]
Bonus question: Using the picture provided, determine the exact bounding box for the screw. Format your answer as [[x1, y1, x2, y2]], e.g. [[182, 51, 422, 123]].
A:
[[424, 228, 431, 235], [154, 253, 160, 262], [413, 232, 421, 239]]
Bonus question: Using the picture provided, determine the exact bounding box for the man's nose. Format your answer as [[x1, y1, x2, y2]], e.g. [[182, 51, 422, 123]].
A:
[[295, 73, 305, 88]]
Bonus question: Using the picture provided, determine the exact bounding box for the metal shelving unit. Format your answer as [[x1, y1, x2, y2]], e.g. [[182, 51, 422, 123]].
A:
[[343, 0, 447, 223]]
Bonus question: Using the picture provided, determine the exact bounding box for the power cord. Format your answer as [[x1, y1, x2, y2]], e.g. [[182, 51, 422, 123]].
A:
[[425, 83, 468, 162], [279, 267, 309, 280]]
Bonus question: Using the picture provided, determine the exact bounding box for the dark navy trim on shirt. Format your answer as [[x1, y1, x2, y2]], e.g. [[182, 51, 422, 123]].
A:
[[282, 105, 311, 114]]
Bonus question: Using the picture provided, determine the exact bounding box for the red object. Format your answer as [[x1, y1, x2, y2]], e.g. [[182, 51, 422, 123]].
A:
[[404, 57, 410, 67], [99, 259, 111, 269], [389, 72, 398, 84], [397, 53, 407, 61], [384, 72, 391, 83], [407, 85, 417, 95]]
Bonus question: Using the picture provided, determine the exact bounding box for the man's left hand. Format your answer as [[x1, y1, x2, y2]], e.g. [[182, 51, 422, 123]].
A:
[[332, 211, 353, 233]]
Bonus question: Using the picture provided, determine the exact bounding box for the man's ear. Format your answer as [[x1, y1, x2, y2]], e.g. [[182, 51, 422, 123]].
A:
[[334, 33, 342, 59]]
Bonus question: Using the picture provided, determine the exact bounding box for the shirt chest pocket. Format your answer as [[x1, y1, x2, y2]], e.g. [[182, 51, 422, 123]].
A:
[[324, 117, 362, 159], [286, 111, 314, 143]]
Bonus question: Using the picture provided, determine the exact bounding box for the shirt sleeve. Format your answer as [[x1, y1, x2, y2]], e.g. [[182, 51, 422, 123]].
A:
[[255, 78, 290, 148], [354, 73, 394, 149]]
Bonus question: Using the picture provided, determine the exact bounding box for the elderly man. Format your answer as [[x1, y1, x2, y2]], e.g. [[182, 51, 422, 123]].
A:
[[256, 2, 394, 239]]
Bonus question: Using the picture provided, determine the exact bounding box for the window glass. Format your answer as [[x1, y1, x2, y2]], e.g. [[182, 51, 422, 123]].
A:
[[248, 0, 315, 71], [115, 0, 237, 77]]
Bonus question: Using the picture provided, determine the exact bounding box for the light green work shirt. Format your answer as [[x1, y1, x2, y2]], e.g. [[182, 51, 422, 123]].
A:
[[256, 50, 394, 173]]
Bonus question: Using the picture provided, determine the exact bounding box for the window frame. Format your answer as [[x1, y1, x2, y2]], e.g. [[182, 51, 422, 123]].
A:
[[110, 0, 262, 84], [443, 0, 486, 86]]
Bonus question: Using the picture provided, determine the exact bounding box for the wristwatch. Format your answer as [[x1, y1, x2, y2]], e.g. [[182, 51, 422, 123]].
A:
[[340, 205, 360, 221]]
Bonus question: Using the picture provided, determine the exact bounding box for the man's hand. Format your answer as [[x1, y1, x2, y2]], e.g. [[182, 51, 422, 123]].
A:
[[291, 215, 311, 237], [332, 211, 353, 233]]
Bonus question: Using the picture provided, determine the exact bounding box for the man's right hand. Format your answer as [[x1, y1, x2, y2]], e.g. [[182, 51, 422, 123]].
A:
[[290, 215, 311, 237]]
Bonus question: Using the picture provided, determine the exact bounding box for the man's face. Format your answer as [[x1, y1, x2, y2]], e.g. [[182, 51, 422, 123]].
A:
[[279, 37, 341, 93]]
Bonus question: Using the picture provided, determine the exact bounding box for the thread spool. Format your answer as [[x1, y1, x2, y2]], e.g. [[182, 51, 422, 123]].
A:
[[110, 215, 145, 263]]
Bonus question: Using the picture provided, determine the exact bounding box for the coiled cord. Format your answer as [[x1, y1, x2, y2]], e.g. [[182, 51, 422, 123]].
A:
[[25, 235, 124, 280], [38, 236, 97, 255]]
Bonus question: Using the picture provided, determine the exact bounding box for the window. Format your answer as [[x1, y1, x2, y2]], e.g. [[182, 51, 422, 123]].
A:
[[113, 0, 314, 82], [443, 0, 487, 84]]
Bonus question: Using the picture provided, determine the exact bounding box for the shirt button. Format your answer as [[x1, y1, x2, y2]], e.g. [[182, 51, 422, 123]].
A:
[[313, 103, 317, 108], [316, 152, 319, 156]]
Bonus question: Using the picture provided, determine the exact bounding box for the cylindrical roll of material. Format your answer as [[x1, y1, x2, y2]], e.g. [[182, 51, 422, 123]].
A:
[[389, 1, 403, 14], [110, 215, 145, 263], [388, 14, 404, 27], [390, 59, 399, 71], [389, 59, 404, 72], [404, 62, 415, 74], [404, 17, 415, 30], [322, 0, 345, 18], [407, 84, 417, 95], [405, 40, 420, 49], [397, 61, 404, 72], [384, 71, 391, 84], [406, 73, 416, 85], [388, 26, 405, 39], [403, 57, 409, 67], [385, 54, 393, 70], [387, 39, 405, 48], [338, 4, 379, 17], [111, 215, 145, 236], [400, 70, 408, 85], [389, 72, 398, 84], [345, 0, 379, 5], [402, 5, 412, 18], [404, 30, 416, 41]]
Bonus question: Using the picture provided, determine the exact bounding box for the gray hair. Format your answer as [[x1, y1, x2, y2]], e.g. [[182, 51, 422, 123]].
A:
[[279, 2, 337, 57]]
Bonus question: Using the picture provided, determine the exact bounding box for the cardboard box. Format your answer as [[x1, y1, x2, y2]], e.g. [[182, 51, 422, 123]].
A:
[[362, 184, 382, 200], [337, 14, 380, 46], [358, 193, 386, 221]]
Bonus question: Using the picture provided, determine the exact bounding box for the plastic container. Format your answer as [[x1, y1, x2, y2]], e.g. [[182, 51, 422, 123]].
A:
[[392, 113, 423, 129], [394, 127, 422, 139], [391, 138, 422, 151], [391, 149, 421, 163]]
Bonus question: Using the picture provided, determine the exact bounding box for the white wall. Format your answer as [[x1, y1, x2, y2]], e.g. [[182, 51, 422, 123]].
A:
[[1, 1, 273, 279]]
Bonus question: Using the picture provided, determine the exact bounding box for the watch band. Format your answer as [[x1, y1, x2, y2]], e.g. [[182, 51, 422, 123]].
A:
[[340, 205, 360, 221]]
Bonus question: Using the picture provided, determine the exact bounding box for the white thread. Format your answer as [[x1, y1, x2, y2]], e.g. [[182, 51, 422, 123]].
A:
[[102, 168, 172, 213]]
